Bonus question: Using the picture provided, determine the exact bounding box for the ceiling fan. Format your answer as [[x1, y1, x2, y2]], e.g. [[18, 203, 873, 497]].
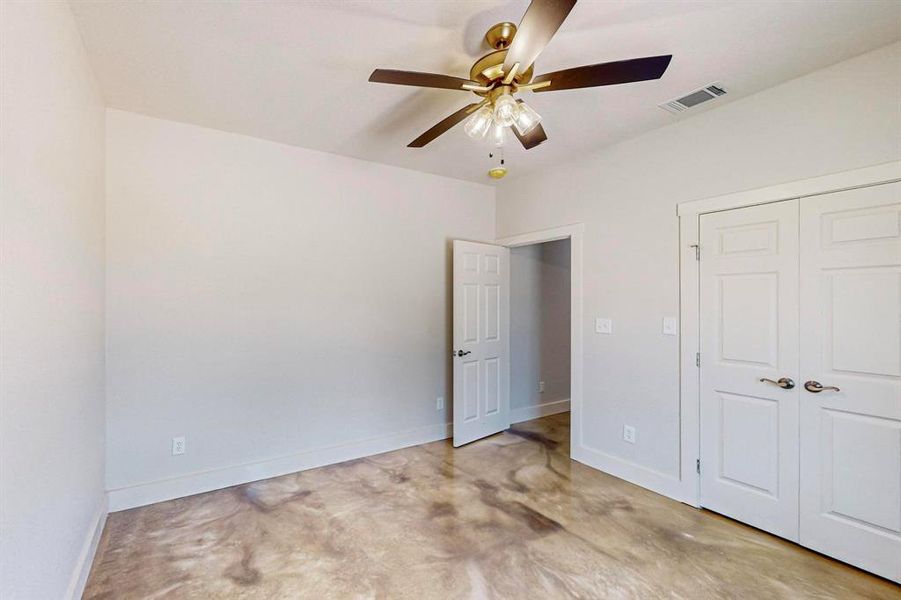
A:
[[368, 0, 672, 154]]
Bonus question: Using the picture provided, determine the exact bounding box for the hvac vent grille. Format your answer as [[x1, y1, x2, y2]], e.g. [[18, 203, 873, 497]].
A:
[[659, 83, 727, 114]]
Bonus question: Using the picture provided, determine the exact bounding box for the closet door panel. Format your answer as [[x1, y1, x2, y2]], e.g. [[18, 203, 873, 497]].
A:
[[799, 181, 901, 583], [699, 200, 800, 541]]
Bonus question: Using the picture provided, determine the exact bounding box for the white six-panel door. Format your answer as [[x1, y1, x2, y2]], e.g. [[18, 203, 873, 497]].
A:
[[699, 181, 900, 582], [799, 181, 900, 582], [452, 240, 510, 447], [699, 201, 801, 541]]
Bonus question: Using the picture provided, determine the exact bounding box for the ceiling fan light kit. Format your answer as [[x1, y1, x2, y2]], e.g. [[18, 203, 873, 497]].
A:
[[462, 86, 542, 147], [368, 0, 673, 178]]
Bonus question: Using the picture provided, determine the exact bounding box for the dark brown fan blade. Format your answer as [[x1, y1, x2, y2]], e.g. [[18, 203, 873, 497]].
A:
[[503, 0, 577, 74], [511, 122, 548, 150], [531, 55, 672, 92], [408, 103, 483, 148], [369, 69, 479, 91]]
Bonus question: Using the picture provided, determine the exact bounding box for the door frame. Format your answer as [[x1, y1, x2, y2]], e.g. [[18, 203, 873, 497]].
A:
[[496, 223, 584, 457], [677, 160, 901, 507]]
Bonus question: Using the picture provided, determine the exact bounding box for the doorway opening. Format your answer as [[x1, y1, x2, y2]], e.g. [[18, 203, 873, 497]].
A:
[[510, 239, 571, 446], [451, 224, 583, 454]]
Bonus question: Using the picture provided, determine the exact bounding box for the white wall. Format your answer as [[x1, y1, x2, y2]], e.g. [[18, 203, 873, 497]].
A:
[[510, 240, 570, 419], [0, 2, 107, 599], [496, 42, 901, 496], [105, 110, 494, 508]]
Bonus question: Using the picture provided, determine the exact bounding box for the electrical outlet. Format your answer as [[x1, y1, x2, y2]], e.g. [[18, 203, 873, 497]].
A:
[[172, 436, 186, 456], [436, 396, 444, 410], [623, 425, 636, 444], [595, 318, 612, 334], [538, 381, 546, 393]]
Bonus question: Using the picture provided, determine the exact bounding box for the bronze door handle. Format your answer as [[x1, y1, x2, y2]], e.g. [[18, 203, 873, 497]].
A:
[[804, 380, 840, 393], [760, 377, 795, 390]]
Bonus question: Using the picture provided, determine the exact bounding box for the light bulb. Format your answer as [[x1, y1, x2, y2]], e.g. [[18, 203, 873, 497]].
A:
[[464, 106, 493, 139], [492, 93, 519, 127], [491, 122, 506, 147], [512, 101, 542, 136]]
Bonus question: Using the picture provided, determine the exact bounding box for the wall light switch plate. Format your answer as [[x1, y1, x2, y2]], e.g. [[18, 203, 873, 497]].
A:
[[436, 397, 444, 410], [172, 436, 186, 456], [623, 425, 636, 444], [595, 318, 613, 334], [539, 381, 546, 393], [662, 317, 678, 336]]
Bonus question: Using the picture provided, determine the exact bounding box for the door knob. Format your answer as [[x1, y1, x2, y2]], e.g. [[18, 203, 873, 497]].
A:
[[804, 380, 840, 393], [455, 350, 472, 357], [759, 377, 795, 389]]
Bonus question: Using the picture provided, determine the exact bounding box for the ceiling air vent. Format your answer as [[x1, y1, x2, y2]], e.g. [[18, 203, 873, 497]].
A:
[[659, 83, 727, 114]]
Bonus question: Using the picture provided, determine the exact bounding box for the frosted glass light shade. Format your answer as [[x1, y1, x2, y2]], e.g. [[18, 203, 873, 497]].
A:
[[493, 93, 518, 127], [464, 106, 493, 139], [512, 101, 542, 135]]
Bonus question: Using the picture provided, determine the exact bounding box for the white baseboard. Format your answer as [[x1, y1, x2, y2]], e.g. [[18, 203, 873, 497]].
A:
[[107, 401, 691, 516], [510, 398, 570, 424], [571, 443, 693, 505], [108, 422, 452, 512], [65, 495, 108, 600]]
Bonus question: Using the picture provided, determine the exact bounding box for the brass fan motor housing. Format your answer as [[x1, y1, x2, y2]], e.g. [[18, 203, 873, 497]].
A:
[[468, 52, 533, 96]]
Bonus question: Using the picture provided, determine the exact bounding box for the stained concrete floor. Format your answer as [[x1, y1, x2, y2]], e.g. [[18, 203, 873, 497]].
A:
[[84, 413, 899, 598]]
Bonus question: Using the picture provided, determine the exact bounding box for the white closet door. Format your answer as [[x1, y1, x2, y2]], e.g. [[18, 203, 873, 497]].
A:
[[699, 200, 800, 541], [452, 240, 510, 447], [799, 181, 901, 582]]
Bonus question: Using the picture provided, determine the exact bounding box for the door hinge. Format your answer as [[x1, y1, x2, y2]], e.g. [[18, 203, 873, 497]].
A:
[[696, 458, 701, 474], [695, 352, 700, 368], [690, 244, 700, 260]]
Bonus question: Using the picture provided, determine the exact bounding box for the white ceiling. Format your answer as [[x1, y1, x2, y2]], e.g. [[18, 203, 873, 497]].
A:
[[71, 1, 901, 184]]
